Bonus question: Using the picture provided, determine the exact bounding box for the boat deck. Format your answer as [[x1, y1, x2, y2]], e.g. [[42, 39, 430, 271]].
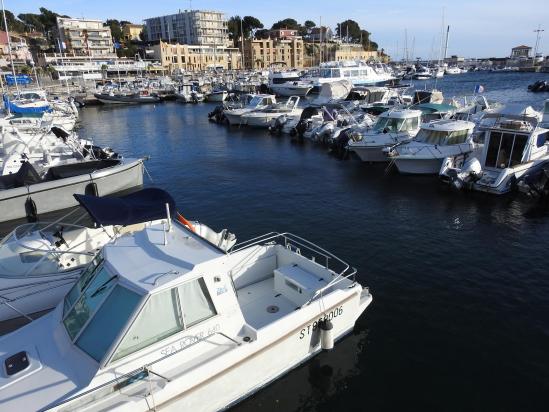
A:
[[237, 277, 298, 329]]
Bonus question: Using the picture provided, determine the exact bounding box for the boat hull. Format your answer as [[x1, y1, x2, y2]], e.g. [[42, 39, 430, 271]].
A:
[[0, 159, 144, 223], [349, 145, 390, 162], [94, 94, 160, 104], [393, 157, 444, 174]]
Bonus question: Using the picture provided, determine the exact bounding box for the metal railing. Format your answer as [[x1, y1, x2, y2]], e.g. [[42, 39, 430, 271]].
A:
[[228, 232, 357, 303], [45, 331, 241, 410]]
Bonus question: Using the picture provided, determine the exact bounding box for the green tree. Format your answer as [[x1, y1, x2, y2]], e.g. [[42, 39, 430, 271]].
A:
[[242, 16, 263, 38], [106, 19, 123, 41], [0, 10, 27, 33], [227, 16, 241, 41], [139, 26, 147, 41], [304, 20, 316, 29], [336, 19, 361, 42], [271, 18, 299, 30]]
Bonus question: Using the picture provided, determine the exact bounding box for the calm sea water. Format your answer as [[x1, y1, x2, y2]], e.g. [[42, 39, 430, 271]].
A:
[[16, 72, 549, 410]]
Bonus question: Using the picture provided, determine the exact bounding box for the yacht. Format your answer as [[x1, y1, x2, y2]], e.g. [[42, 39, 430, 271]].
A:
[[206, 89, 228, 102], [240, 96, 301, 128], [0, 223, 371, 410], [224, 94, 276, 125], [347, 109, 423, 162], [440, 105, 549, 194], [0, 188, 235, 325], [304, 60, 395, 91], [387, 119, 477, 174]]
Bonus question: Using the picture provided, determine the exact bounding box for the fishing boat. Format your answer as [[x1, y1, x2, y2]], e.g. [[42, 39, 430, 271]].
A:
[[347, 109, 423, 162], [224, 94, 276, 125], [440, 105, 549, 194], [0, 220, 371, 411], [0, 188, 235, 325], [387, 119, 477, 174]]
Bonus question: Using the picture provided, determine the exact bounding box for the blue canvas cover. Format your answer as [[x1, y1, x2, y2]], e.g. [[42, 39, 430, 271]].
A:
[[74, 188, 176, 226]]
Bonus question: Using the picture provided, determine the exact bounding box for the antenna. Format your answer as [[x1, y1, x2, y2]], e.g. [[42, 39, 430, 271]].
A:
[[533, 24, 544, 64]]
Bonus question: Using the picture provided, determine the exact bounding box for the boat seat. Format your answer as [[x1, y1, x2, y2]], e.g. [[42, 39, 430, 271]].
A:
[[274, 264, 323, 306]]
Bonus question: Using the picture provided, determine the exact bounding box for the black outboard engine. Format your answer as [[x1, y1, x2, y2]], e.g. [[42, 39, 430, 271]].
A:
[[208, 105, 226, 123], [329, 127, 353, 160], [269, 116, 285, 135], [520, 161, 549, 201]]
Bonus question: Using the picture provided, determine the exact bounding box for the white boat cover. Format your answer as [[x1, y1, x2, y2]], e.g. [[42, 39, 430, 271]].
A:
[[313, 80, 354, 105]]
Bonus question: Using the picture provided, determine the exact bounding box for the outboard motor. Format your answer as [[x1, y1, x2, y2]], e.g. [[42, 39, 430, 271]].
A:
[[269, 115, 286, 135], [330, 127, 353, 159]]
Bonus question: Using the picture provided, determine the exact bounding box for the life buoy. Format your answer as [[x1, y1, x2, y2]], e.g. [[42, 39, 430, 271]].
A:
[[176, 213, 196, 232]]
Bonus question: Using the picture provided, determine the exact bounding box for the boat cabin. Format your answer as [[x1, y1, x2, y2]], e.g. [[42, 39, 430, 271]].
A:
[[481, 107, 548, 171], [414, 119, 475, 146], [371, 109, 422, 134]]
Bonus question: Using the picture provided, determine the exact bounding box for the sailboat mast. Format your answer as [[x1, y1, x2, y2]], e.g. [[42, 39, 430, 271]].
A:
[[443, 25, 450, 61]]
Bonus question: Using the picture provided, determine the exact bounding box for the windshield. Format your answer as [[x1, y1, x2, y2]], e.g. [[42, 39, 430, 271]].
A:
[[248, 96, 263, 107], [64, 265, 118, 340], [63, 255, 103, 315], [544, 101, 549, 114], [415, 128, 470, 145], [374, 117, 405, 133]]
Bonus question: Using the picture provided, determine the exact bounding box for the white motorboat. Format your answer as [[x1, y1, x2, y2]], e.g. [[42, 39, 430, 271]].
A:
[[347, 109, 423, 162], [94, 90, 160, 104], [269, 81, 313, 97], [387, 119, 477, 174], [206, 89, 228, 102], [240, 96, 301, 128], [224, 94, 276, 125], [445, 66, 462, 75], [440, 105, 549, 194], [0, 224, 371, 410], [303, 60, 395, 90], [0, 188, 236, 324]]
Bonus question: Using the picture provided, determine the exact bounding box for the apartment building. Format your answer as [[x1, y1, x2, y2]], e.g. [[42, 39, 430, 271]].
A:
[[145, 10, 229, 47], [152, 40, 241, 71], [334, 43, 381, 61], [56, 17, 115, 57], [243, 37, 304, 69]]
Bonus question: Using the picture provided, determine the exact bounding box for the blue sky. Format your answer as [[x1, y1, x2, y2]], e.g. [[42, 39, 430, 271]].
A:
[[7, 0, 549, 58]]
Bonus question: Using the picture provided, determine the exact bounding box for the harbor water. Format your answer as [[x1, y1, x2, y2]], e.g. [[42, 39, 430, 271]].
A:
[[11, 72, 549, 411]]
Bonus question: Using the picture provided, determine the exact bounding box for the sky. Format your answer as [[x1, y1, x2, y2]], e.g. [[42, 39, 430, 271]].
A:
[[7, 0, 549, 59]]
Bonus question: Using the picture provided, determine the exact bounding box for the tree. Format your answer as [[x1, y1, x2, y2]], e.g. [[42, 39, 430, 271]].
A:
[[227, 16, 242, 41], [0, 10, 27, 33], [254, 29, 270, 39], [271, 18, 299, 30], [304, 20, 316, 29], [336, 19, 361, 43], [242, 16, 263, 38], [106, 19, 123, 41], [139, 26, 147, 41]]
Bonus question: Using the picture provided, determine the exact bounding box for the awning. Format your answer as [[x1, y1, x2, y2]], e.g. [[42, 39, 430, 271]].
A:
[[74, 188, 176, 226]]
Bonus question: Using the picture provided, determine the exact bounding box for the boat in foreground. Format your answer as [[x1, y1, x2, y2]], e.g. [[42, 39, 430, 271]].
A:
[[0, 221, 371, 411], [0, 188, 235, 325]]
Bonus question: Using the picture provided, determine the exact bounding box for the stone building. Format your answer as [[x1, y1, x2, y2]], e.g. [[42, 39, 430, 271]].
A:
[[243, 37, 304, 69], [152, 40, 241, 72]]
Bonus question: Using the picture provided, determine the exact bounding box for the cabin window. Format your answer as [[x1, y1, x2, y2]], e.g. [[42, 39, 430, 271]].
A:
[[63, 266, 117, 340], [331, 69, 341, 78], [403, 117, 419, 131], [76, 286, 141, 362], [179, 278, 216, 327], [536, 132, 548, 148], [486, 132, 528, 169], [415, 129, 448, 145], [63, 255, 103, 315], [374, 117, 404, 133], [510, 134, 527, 166], [344, 70, 351, 78], [485, 132, 502, 168], [112, 288, 183, 361], [445, 129, 470, 145]]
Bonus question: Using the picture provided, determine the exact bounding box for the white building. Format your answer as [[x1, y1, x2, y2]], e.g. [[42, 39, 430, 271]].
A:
[[56, 17, 115, 57], [144, 10, 229, 47]]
